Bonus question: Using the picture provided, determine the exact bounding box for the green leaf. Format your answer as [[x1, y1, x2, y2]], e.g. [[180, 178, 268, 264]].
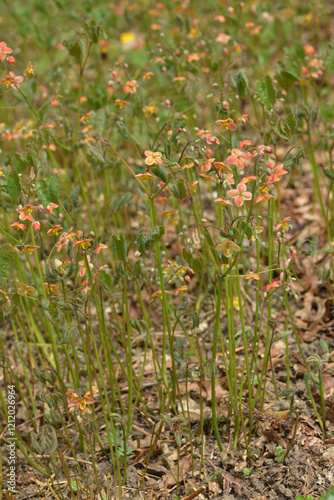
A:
[[145, 226, 165, 249], [320, 487, 334, 500], [132, 261, 142, 281], [86, 140, 105, 163], [323, 168, 334, 181], [112, 235, 127, 262], [116, 120, 140, 145], [45, 175, 59, 203], [36, 175, 59, 206], [182, 248, 202, 273], [6, 170, 21, 201], [164, 140, 171, 159], [152, 164, 170, 184], [275, 113, 296, 141], [256, 75, 276, 109], [63, 40, 82, 64], [275, 70, 299, 90], [137, 233, 147, 255], [99, 271, 114, 294], [169, 178, 187, 199], [0, 245, 15, 286], [83, 18, 101, 44], [236, 70, 248, 99], [110, 193, 133, 214]]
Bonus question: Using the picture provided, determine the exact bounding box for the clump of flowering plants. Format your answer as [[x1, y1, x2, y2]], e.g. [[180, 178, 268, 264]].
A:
[[0, 1, 333, 497]]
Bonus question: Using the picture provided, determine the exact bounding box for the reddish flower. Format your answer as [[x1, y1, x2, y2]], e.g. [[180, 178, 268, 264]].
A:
[[226, 148, 249, 169], [228, 183, 252, 207], [245, 273, 260, 281], [46, 203, 58, 214], [0, 42, 13, 60], [44, 282, 59, 294], [32, 221, 40, 231], [11, 222, 27, 231], [200, 173, 216, 182], [143, 72, 154, 80], [265, 280, 281, 293], [239, 140, 254, 149], [240, 175, 257, 184], [254, 193, 274, 205], [201, 158, 215, 172], [0, 73, 23, 89], [16, 204, 40, 222], [289, 247, 297, 259], [78, 255, 93, 277], [274, 216, 291, 233], [95, 244, 108, 254], [7, 56, 15, 65], [22, 245, 40, 255], [267, 164, 288, 183], [17, 283, 35, 296], [47, 224, 63, 235], [216, 33, 231, 44], [214, 198, 233, 207], [24, 62, 36, 79], [73, 239, 92, 250], [123, 80, 138, 94], [216, 118, 237, 131], [8, 72, 23, 89], [175, 285, 188, 295], [212, 162, 231, 172], [56, 227, 75, 252], [135, 172, 155, 180], [66, 390, 95, 415]]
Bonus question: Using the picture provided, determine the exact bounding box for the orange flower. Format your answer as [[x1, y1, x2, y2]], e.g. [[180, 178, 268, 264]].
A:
[[216, 118, 237, 131], [226, 149, 249, 169], [11, 222, 27, 231], [17, 283, 35, 296], [274, 217, 291, 233], [144, 151, 163, 165], [24, 61, 36, 79], [22, 245, 40, 255], [47, 224, 63, 235], [66, 390, 95, 415], [115, 99, 129, 108], [73, 239, 92, 249], [214, 198, 233, 208], [95, 244, 108, 254], [123, 80, 138, 94], [228, 183, 252, 207], [265, 280, 281, 293], [0, 42, 13, 60], [245, 273, 260, 281], [16, 204, 40, 222]]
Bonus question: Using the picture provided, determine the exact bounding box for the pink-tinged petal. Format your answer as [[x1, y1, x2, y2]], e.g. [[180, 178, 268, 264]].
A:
[[242, 192, 252, 200], [234, 196, 244, 207], [68, 402, 78, 408], [145, 157, 154, 165], [226, 155, 236, 165], [239, 140, 254, 149], [228, 189, 239, 197], [237, 183, 247, 192]]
